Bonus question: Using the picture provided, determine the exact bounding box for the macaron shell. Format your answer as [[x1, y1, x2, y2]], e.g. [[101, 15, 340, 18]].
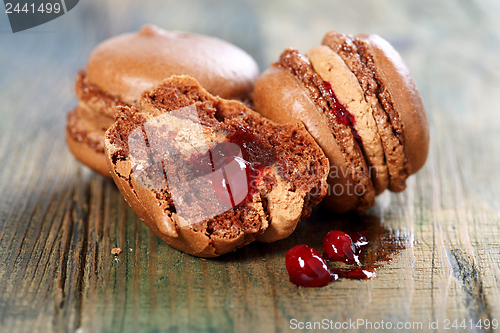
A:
[[216, 98, 329, 240], [256, 176, 305, 242], [86, 25, 260, 104], [306, 45, 389, 194], [357, 34, 429, 175], [322, 31, 413, 192], [105, 139, 220, 257], [253, 66, 359, 213]]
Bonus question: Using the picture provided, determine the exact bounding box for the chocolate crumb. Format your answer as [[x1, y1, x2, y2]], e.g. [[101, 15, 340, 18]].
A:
[[111, 247, 122, 255]]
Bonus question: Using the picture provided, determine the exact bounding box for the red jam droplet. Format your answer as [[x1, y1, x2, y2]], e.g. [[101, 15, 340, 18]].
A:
[[332, 267, 376, 280], [286, 215, 409, 286], [323, 230, 358, 264], [346, 231, 368, 248], [285, 244, 337, 287]]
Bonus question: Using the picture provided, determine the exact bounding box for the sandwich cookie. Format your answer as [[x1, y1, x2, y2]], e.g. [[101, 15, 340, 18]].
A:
[[253, 31, 429, 213]]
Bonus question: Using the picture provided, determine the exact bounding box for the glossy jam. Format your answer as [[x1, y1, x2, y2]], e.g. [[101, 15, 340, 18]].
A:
[[286, 214, 409, 286], [286, 230, 375, 286], [322, 230, 358, 264], [332, 267, 376, 280], [187, 129, 271, 208], [227, 129, 275, 166], [323, 81, 362, 145], [346, 231, 368, 248], [322, 229, 376, 279], [285, 244, 337, 287]]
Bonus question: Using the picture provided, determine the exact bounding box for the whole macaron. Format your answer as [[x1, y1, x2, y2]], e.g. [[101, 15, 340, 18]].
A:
[[253, 31, 429, 213], [66, 25, 260, 177]]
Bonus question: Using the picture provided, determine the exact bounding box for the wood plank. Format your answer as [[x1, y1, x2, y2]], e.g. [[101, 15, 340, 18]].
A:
[[1, 0, 500, 332]]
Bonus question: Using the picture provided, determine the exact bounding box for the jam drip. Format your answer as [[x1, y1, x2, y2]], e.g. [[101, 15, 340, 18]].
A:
[[285, 216, 408, 286], [276, 49, 363, 150], [286, 244, 337, 287], [227, 129, 276, 167], [323, 230, 374, 280], [285, 230, 376, 286], [323, 81, 362, 146]]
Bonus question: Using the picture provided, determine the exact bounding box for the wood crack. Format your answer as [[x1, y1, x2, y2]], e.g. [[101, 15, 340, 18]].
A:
[[446, 248, 492, 330], [54, 171, 91, 332]]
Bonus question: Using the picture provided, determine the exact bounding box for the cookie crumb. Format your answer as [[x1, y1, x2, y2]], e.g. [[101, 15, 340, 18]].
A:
[[111, 247, 122, 255]]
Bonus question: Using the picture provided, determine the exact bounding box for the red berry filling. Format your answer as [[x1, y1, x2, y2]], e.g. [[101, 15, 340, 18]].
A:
[[323, 81, 362, 146], [186, 129, 270, 208], [285, 244, 337, 287], [322, 230, 358, 264], [286, 229, 379, 287]]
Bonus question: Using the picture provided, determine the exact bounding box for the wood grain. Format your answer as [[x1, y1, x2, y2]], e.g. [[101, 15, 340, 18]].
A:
[[1, 0, 500, 332]]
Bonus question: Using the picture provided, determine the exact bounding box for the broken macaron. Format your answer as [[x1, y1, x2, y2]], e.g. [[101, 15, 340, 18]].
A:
[[104, 75, 330, 257]]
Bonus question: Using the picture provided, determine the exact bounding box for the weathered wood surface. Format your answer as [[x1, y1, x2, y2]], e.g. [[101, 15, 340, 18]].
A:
[[1, 0, 500, 332]]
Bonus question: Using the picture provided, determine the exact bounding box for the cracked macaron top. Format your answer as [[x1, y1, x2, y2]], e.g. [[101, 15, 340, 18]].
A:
[[104, 75, 329, 257], [253, 31, 429, 213]]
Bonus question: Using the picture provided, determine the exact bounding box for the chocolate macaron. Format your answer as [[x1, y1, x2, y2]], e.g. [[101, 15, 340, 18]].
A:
[[104, 75, 329, 257], [66, 24, 260, 177], [253, 31, 429, 213]]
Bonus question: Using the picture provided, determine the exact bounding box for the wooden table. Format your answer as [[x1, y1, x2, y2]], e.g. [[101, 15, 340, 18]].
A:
[[1, 0, 500, 332]]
